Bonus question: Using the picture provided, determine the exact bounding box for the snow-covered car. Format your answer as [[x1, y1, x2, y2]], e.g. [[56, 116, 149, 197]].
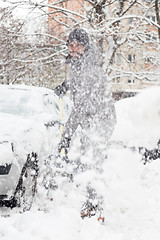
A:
[[0, 84, 72, 210]]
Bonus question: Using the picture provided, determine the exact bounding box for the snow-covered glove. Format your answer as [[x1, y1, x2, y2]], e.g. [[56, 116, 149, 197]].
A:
[[58, 137, 71, 155], [54, 82, 69, 97], [57, 137, 75, 177]]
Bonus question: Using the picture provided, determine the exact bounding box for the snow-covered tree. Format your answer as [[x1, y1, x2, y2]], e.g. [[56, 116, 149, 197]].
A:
[[0, 1, 67, 87], [0, 0, 160, 92]]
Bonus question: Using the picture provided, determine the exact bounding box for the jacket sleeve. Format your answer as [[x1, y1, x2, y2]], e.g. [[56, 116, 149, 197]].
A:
[[62, 100, 87, 139]]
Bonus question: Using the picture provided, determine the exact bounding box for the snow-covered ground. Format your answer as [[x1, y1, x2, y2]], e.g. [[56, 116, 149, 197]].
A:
[[1, 87, 160, 240]]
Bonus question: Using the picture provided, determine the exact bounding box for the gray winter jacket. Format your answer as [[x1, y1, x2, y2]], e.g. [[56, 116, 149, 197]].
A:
[[63, 44, 116, 139]]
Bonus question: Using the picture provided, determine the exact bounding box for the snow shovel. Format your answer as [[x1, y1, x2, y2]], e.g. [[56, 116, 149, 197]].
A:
[[59, 97, 65, 155]]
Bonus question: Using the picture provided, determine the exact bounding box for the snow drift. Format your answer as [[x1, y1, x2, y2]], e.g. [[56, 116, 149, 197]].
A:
[[1, 86, 160, 240]]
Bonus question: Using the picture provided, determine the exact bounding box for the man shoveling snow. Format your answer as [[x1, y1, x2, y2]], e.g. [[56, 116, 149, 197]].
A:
[[54, 28, 116, 221]]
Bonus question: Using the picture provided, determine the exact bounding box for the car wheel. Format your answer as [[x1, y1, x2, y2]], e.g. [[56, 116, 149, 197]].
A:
[[14, 152, 39, 211]]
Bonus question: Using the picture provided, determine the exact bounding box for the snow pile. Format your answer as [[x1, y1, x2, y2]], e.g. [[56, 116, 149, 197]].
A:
[[1, 86, 160, 239], [112, 87, 160, 148], [1, 148, 160, 240]]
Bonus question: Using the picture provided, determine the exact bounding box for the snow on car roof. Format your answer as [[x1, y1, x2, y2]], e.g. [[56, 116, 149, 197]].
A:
[[0, 84, 55, 94], [0, 84, 59, 117]]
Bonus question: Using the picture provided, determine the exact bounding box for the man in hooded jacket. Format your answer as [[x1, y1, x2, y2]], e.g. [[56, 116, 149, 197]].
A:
[[55, 28, 116, 219]]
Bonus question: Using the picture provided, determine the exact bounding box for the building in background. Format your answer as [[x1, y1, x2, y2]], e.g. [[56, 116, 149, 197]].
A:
[[48, 0, 85, 41], [110, 1, 160, 99], [48, 0, 160, 99]]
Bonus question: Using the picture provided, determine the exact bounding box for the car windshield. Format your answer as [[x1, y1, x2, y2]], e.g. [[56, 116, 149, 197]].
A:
[[0, 88, 42, 117]]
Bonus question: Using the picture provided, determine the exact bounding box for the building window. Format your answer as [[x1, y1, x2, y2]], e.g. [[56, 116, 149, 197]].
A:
[[112, 71, 121, 84], [146, 34, 157, 42], [146, 34, 151, 41], [128, 79, 135, 84], [128, 18, 133, 24], [128, 54, 135, 63], [113, 77, 120, 84], [153, 36, 157, 41], [145, 57, 152, 63], [146, 15, 156, 22]]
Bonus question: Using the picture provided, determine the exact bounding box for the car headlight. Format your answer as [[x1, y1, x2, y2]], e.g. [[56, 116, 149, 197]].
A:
[[0, 164, 11, 175], [0, 141, 14, 175]]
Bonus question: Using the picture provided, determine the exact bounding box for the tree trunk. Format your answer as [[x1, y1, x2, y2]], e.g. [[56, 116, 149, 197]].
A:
[[155, 0, 160, 41]]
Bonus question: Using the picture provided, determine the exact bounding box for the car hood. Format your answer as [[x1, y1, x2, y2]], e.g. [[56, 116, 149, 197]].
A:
[[0, 113, 47, 158], [0, 112, 41, 135]]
